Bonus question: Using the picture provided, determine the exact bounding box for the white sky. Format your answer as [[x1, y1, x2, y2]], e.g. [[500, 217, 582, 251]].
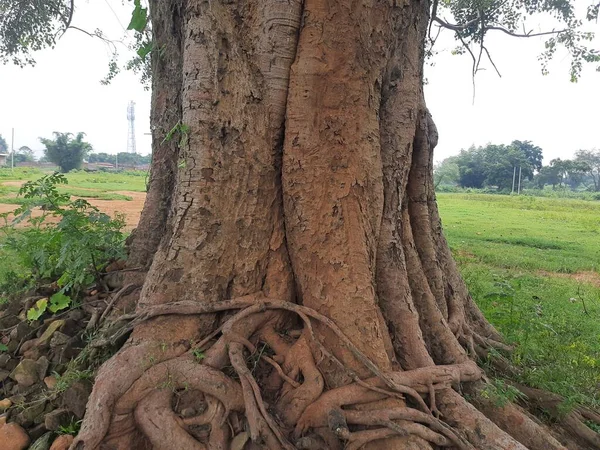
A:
[[0, 1, 598, 163]]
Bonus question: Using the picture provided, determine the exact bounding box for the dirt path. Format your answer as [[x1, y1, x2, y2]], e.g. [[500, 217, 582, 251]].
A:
[[0, 181, 146, 230]]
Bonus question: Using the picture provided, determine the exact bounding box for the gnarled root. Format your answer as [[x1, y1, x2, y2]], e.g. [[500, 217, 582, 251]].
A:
[[72, 295, 591, 450]]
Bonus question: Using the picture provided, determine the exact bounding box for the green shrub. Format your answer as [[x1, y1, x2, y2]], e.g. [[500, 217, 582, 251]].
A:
[[0, 173, 126, 299]]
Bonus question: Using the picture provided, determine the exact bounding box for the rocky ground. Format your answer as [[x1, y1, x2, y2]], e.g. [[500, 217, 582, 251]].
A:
[[0, 263, 130, 450]]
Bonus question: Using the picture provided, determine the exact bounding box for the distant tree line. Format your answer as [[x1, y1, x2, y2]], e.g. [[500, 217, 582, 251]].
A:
[[0, 132, 151, 172], [88, 152, 151, 166], [435, 141, 600, 192]]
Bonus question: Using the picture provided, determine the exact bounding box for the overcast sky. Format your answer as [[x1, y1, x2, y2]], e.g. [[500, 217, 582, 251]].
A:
[[0, 1, 598, 163]]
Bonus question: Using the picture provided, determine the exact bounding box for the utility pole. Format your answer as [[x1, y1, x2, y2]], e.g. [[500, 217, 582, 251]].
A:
[[517, 166, 522, 195], [511, 166, 516, 194], [11, 128, 14, 171]]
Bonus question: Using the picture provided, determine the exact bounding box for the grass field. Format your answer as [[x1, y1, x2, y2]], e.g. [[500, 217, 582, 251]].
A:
[[0, 167, 148, 197], [438, 193, 600, 408]]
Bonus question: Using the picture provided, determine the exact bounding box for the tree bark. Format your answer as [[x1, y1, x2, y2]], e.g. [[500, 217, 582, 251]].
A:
[[125, 0, 186, 274], [72, 0, 598, 449]]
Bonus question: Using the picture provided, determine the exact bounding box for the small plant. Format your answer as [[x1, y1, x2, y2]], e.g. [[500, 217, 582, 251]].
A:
[[53, 368, 94, 393], [26, 292, 73, 321], [58, 418, 82, 436], [480, 379, 526, 407], [163, 120, 190, 148], [192, 348, 205, 363]]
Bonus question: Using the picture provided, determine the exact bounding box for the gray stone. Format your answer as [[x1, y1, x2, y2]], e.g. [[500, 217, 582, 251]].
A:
[[49, 332, 70, 348], [16, 400, 47, 425], [0, 353, 11, 368], [10, 359, 40, 387], [28, 431, 53, 450], [44, 408, 71, 431], [61, 380, 92, 419], [36, 356, 50, 379]]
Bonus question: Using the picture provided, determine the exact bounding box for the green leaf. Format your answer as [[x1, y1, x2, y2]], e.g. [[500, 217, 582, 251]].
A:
[[127, 0, 148, 32], [27, 298, 48, 321], [0, 343, 8, 352], [48, 292, 71, 313], [136, 41, 153, 59]]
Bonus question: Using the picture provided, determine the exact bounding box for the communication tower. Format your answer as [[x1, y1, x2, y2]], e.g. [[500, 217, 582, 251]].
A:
[[127, 101, 136, 153]]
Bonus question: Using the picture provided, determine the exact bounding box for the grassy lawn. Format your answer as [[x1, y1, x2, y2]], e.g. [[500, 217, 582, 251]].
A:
[[438, 193, 600, 408], [0, 167, 148, 202]]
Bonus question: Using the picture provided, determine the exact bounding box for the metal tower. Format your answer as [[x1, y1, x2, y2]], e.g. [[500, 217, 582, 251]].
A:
[[127, 101, 136, 153]]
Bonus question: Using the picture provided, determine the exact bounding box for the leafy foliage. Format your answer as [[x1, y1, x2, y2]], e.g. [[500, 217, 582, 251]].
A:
[[88, 152, 151, 166], [0, 0, 73, 66], [574, 149, 600, 191], [40, 132, 92, 173], [433, 0, 600, 80], [0, 134, 7, 153], [434, 156, 460, 188], [1, 0, 598, 86], [454, 140, 540, 189], [480, 378, 526, 407], [0, 173, 126, 298]]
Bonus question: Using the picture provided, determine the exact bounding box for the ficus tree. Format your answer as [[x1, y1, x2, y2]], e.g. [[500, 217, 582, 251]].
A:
[[2, 1, 600, 450]]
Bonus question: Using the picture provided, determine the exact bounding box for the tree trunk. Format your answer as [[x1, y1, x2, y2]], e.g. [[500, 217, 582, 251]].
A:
[[72, 0, 594, 449]]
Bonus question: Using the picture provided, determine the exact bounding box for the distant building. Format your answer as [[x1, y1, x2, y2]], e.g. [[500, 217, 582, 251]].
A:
[[0, 153, 8, 166]]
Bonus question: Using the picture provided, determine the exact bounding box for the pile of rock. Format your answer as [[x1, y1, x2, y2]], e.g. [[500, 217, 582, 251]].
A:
[[0, 294, 104, 449]]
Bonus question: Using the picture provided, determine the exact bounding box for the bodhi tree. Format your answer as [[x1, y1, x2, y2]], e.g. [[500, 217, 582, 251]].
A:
[[2, 0, 600, 449]]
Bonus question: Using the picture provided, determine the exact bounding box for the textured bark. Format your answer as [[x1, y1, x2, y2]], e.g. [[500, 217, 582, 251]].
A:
[[72, 0, 600, 449], [125, 0, 186, 274]]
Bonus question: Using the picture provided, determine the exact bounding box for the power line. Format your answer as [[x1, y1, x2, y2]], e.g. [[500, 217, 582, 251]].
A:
[[102, 0, 126, 32]]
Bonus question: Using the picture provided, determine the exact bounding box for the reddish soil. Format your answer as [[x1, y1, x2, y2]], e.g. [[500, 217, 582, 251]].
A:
[[0, 190, 146, 231]]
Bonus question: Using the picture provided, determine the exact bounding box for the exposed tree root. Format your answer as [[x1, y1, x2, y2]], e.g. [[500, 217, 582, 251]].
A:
[[72, 295, 500, 449], [510, 383, 600, 449], [71, 291, 600, 450]]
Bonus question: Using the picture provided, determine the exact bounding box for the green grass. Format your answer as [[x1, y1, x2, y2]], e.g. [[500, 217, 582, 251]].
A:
[[438, 194, 600, 273], [438, 193, 600, 408], [0, 168, 145, 206]]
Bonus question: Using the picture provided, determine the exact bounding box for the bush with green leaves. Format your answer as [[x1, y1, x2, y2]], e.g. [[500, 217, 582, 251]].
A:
[[0, 173, 126, 302]]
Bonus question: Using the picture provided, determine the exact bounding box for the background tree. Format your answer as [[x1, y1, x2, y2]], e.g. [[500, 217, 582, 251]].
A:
[[455, 142, 539, 190], [40, 132, 92, 172], [0, 134, 7, 153], [3, 1, 600, 449], [434, 156, 460, 188], [482, 144, 532, 190], [88, 152, 151, 166], [574, 149, 600, 191], [13, 145, 36, 163], [456, 145, 488, 188], [510, 140, 543, 175]]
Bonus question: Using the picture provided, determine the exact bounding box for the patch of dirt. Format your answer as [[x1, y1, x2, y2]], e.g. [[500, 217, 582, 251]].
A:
[[0, 190, 145, 231], [537, 270, 600, 288], [1, 181, 26, 188], [85, 191, 146, 230]]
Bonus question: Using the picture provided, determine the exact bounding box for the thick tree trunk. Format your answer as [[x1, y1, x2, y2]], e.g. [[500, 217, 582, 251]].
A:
[[125, 0, 186, 274], [71, 0, 597, 449]]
